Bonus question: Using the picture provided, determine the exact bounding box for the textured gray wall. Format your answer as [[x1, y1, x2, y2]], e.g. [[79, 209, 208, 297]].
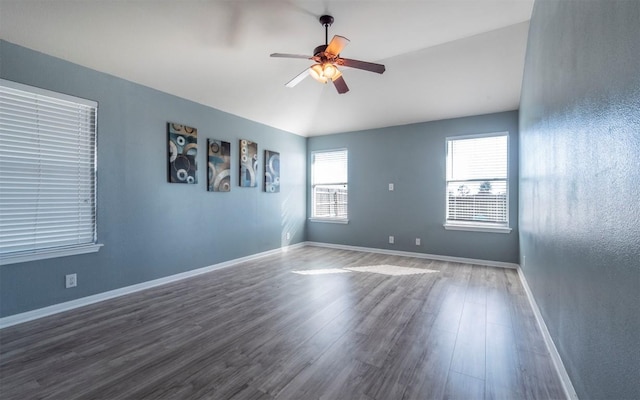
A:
[[307, 111, 519, 263], [519, 1, 640, 398], [0, 41, 307, 317]]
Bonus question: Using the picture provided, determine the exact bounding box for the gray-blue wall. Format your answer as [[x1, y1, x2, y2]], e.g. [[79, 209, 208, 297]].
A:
[[519, 1, 640, 398], [307, 111, 519, 263], [0, 41, 307, 317]]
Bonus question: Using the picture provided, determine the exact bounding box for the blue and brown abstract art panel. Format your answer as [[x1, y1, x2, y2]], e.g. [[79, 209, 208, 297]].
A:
[[167, 122, 197, 184], [264, 150, 280, 193], [207, 139, 231, 192], [239, 139, 258, 187]]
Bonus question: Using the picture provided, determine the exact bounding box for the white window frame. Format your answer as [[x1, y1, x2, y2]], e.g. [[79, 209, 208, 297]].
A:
[[310, 148, 348, 223], [0, 79, 102, 266], [444, 132, 511, 233]]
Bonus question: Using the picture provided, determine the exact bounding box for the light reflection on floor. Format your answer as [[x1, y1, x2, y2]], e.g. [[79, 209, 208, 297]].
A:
[[346, 265, 439, 276], [292, 265, 439, 276], [291, 268, 351, 275]]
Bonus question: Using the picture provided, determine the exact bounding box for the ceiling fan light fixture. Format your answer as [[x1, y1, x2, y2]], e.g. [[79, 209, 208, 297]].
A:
[[322, 63, 338, 79], [309, 64, 329, 83], [309, 63, 340, 84]]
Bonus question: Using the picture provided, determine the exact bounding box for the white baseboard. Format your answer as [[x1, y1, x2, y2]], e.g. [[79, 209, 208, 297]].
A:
[[0, 242, 305, 329], [516, 266, 579, 400], [304, 241, 519, 269]]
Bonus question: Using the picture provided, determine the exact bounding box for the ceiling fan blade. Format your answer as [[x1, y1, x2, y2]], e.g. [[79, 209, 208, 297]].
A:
[[271, 53, 313, 59], [325, 35, 350, 56], [332, 74, 349, 94], [285, 68, 311, 88], [337, 58, 386, 74]]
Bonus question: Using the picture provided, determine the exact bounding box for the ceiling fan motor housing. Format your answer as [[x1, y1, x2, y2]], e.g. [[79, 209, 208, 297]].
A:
[[313, 45, 328, 57]]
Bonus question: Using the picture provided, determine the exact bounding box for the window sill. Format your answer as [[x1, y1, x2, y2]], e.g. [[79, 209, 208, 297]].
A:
[[309, 218, 349, 224], [443, 223, 512, 234], [0, 243, 103, 266]]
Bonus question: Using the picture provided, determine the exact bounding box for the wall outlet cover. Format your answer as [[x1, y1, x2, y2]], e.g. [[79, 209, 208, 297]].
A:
[[65, 273, 77, 288], [389, 236, 394, 244]]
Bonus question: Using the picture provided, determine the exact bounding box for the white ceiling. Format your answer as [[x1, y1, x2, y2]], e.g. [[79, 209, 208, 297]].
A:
[[0, 0, 533, 136]]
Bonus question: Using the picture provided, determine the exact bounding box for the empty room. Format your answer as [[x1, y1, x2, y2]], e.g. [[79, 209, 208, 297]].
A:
[[0, 0, 638, 399]]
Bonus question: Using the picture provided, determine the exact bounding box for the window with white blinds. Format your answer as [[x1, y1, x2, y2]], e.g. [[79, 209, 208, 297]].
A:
[[445, 133, 509, 231], [0, 79, 100, 265], [311, 149, 348, 221]]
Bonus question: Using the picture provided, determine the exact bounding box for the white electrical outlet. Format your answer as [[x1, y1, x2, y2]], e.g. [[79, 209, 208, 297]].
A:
[[388, 183, 394, 191], [389, 236, 394, 244], [65, 273, 77, 288], [415, 238, 421, 246], [286, 232, 291, 240]]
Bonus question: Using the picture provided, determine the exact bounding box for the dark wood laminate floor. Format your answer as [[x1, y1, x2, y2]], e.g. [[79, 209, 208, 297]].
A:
[[0, 246, 566, 400]]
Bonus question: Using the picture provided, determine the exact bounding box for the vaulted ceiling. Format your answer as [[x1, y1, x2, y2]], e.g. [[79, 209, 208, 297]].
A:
[[0, 0, 533, 136]]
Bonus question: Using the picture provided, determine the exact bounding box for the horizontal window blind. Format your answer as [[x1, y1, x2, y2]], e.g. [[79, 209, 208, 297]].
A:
[[312, 149, 348, 219], [446, 134, 508, 225], [0, 80, 97, 257]]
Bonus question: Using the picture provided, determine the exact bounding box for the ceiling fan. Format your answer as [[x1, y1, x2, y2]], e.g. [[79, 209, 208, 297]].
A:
[[270, 15, 386, 94]]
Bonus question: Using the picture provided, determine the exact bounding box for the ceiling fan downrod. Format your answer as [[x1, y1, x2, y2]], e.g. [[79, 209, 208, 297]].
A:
[[313, 15, 335, 56], [319, 15, 334, 45]]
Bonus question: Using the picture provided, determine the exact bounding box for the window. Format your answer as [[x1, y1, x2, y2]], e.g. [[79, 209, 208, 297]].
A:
[[445, 133, 510, 233], [0, 79, 101, 265], [311, 149, 348, 222]]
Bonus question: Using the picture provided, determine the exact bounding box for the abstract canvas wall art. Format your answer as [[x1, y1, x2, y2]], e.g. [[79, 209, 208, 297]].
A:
[[264, 150, 280, 193], [168, 122, 197, 184], [239, 139, 258, 187], [207, 139, 231, 192]]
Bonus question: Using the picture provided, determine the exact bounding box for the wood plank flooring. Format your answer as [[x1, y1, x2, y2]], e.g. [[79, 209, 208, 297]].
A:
[[0, 246, 566, 399]]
